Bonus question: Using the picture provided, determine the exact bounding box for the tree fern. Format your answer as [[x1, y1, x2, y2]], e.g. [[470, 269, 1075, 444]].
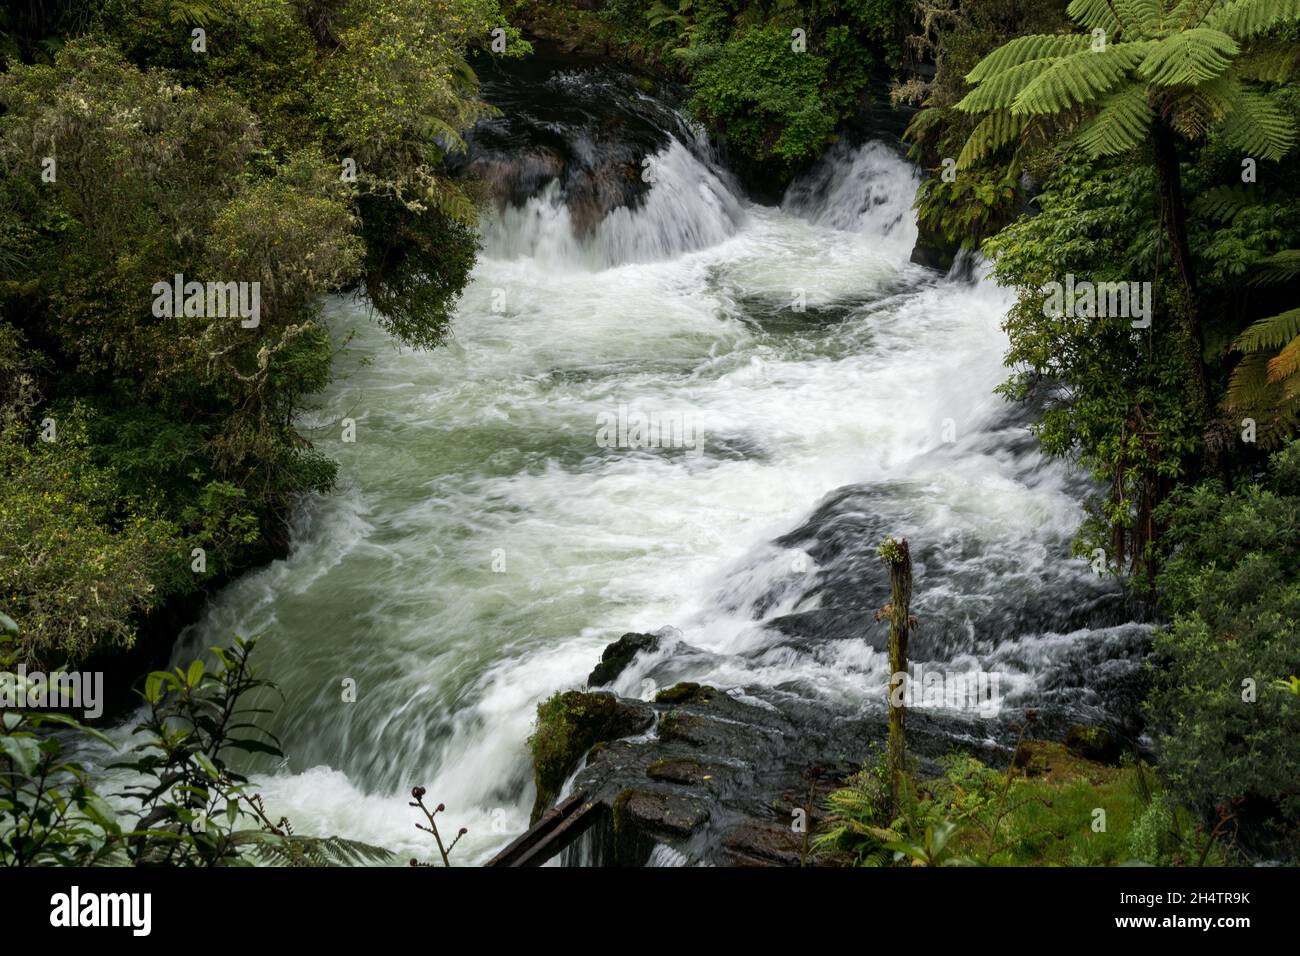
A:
[[1233, 305, 1300, 351], [957, 58, 1059, 113], [1115, 0, 1169, 35], [1219, 87, 1295, 158], [1139, 28, 1239, 86], [1011, 43, 1153, 115], [1249, 248, 1300, 284], [958, 111, 1028, 168], [1209, 0, 1300, 39], [1068, 0, 1123, 33], [1191, 183, 1266, 220], [1076, 84, 1155, 154], [236, 831, 396, 867], [1225, 249, 1300, 443], [965, 34, 1093, 85]]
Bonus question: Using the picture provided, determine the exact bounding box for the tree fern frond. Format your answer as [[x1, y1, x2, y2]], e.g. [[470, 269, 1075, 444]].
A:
[[233, 830, 396, 867], [1191, 183, 1265, 221], [957, 111, 1028, 167], [1114, 0, 1167, 37], [1011, 43, 1151, 115], [1249, 249, 1300, 285], [957, 58, 1059, 113], [1168, 73, 1236, 137], [1208, 0, 1300, 39], [1139, 27, 1239, 86], [966, 34, 1094, 84], [1218, 87, 1296, 159], [1068, 0, 1123, 34], [1233, 307, 1300, 352], [1234, 40, 1300, 83], [1076, 84, 1153, 154], [1266, 335, 1300, 382], [1225, 348, 1275, 407]]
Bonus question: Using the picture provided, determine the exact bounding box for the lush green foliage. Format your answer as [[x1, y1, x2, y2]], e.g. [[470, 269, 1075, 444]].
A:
[[0, 631, 391, 865], [1146, 440, 1300, 852], [598, 0, 908, 179], [0, 0, 520, 667]]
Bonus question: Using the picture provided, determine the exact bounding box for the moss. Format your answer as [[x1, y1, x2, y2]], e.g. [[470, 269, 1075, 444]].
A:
[[654, 681, 714, 704], [1065, 725, 1122, 765], [878, 536, 906, 564], [528, 690, 652, 823]]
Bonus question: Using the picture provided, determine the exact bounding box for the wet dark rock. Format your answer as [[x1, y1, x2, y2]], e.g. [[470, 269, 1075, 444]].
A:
[[587, 632, 661, 687], [654, 681, 714, 704]]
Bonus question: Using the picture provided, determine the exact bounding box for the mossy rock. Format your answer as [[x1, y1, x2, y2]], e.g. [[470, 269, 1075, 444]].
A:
[[529, 690, 653, 823], [654, 681, 714, 705], [1065, 725, 1122, 765]]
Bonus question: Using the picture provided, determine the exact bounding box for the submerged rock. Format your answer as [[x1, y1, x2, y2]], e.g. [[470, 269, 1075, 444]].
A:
[[587, 631, 661, 687]]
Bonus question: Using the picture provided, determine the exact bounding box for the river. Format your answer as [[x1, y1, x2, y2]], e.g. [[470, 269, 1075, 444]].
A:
[[89, 55, 1150, 865]]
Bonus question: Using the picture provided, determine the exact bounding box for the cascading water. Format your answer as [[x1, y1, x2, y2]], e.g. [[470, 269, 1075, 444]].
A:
[[82, 57, 1149, 865]]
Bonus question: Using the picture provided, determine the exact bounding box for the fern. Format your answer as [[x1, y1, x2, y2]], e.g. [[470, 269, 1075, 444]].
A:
[[1191, 183, 1265, 221], [1234, 40, 1300, 83], [958, 111, 1028, 168], [1076, 84, 1154, 154], [1219, 87, 1296, 158], [1250, 249, 1300, 284], [1068, 0, 1124, 34], [957, 58, 1059, 113], [1012, 43, 1151, 114], [1114, 0, 1168, 36], [965, 34, 1093, 85], [1233, 306, 1300, 352], [236, 831, 396, 867], [1209, 0, 1300, 39], [1139, 28, 1239, 86]]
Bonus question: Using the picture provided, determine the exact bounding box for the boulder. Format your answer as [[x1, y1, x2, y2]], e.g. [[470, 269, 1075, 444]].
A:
[[587, 631, 660, 687]]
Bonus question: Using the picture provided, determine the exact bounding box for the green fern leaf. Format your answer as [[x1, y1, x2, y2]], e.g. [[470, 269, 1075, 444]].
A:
[[1191, 184, 1265, 221], [1076, 84, 1153, 154], [1068, 0, 1123, 34], [965, 34, 1094, 84], [1233, 307, 1300, 352], [1138, 28, 1239, 86], [958, 58, 1059, 113], [1249, 249, 1300, 285], [957, 111, 1029, 167], [1209, 0, 1300, 39], [1011, 43, 1150, 115], [1114, 0, 1166, 37], [1219, 88, 1296, 160]]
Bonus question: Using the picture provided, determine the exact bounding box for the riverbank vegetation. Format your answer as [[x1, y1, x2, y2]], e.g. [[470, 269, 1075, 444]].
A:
[[0, 0, 525, 671]]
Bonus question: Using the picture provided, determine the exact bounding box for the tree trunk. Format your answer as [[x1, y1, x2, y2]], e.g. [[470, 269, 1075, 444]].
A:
[[882, 538, 912, 816], [1152, 120, 1209, 428]]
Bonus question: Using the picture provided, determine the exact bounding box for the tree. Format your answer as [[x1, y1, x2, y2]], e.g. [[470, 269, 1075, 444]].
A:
[[957, 0, 1300, 425]]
